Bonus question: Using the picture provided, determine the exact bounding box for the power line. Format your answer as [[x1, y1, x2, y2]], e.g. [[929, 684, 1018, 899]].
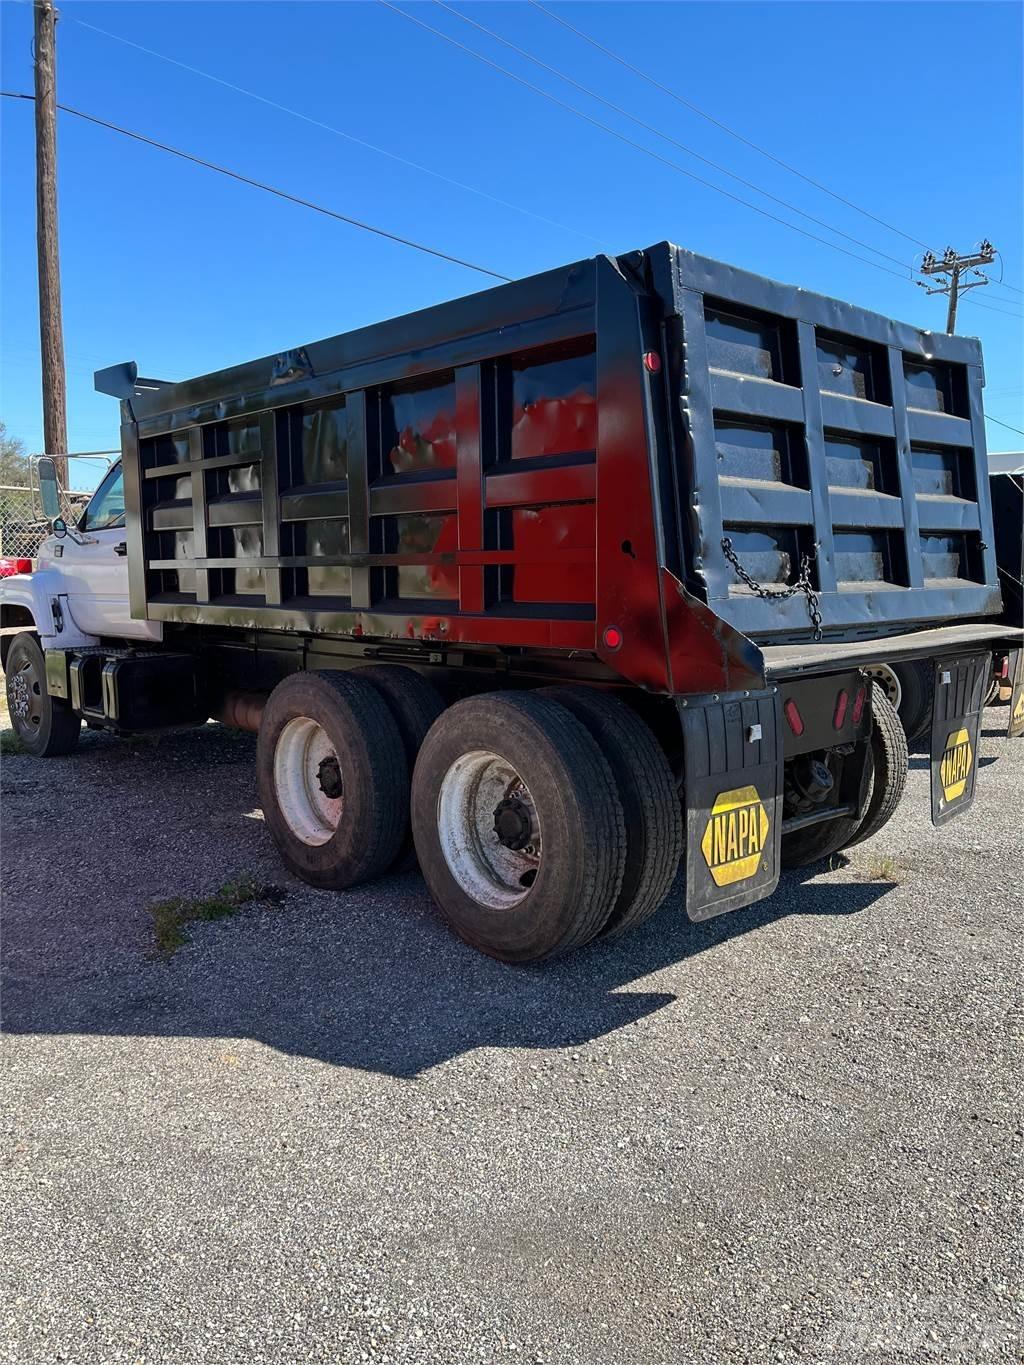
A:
[[432, 0, 916, 276], [529, 0, 1024, 304], [3, 86, 1019, 441], [960, 295, 1024, 320], [986, 414, 1024, 438], [402, 3, 1023, 324], [60, 9, 1024, 318], [0, 91, 511, 283], [527, 3, 1023, 308], [378, 1, 919, 284], [68, 14, 606, 249], [528, 1, 933, 254]]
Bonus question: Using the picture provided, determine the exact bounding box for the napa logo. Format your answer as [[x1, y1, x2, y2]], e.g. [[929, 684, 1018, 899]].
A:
[[700, 785, 770, 887], [1013, 690, 1024, 725], [940, 727, 973, 802]]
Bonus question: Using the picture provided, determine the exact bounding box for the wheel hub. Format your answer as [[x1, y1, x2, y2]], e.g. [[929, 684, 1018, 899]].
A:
[[436, 751, 543, 911], [8, 671, 31, 720], [493, 796, 534, 851], [317, 754, 344, 800], [792, 756, 835, 804]]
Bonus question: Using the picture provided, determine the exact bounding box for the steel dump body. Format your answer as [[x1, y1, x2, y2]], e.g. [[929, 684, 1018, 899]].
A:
[[107, 243, 1002, 696]]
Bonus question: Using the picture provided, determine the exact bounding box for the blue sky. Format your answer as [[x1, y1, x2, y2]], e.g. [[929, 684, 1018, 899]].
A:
[[1, 0, 1021, 488]]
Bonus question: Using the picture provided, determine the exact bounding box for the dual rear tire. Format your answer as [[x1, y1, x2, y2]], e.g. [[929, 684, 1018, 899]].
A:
[[411, 689, 682, 961], [779, 683, 908, 868], [258, 670, 683, 962]]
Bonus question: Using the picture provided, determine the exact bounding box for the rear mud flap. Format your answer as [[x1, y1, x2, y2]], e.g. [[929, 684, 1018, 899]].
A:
[[679, 689, 783, 922], [930, 654, 989, 826], [1008, 647, 1024, 740]]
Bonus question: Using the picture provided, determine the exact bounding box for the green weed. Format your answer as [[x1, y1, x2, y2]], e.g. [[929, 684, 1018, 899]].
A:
[[148, 875, 284, 957]]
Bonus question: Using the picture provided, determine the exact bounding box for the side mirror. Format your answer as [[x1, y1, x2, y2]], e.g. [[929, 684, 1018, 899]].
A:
[[52, 517, 68, 539], [37, 456, 61, 520]]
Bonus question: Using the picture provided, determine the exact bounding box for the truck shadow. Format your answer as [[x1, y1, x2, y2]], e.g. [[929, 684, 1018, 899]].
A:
[[1, 726, 894, 1079]]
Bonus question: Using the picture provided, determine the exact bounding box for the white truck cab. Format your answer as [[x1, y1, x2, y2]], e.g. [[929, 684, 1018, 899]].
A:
[[1, 460, 160, 651]]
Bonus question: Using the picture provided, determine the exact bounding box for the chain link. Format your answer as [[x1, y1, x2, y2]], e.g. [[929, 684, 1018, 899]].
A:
[[721, 536, 824, 641]]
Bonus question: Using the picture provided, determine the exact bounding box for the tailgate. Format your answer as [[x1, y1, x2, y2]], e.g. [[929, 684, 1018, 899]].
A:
[[663, 246, 1003, 641]]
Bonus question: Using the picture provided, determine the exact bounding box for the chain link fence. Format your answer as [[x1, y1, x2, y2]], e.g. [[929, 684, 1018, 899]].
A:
[[0, 457, 110, 561]]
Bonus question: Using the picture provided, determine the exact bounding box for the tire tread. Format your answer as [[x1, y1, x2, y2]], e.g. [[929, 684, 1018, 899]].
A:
[[542, 687, 681, 937]]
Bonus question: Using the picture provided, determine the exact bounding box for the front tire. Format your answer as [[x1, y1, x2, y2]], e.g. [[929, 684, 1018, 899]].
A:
[[411, 691, 626, 962], [257, 670, 407, 889], [4, 632, 80, 757]]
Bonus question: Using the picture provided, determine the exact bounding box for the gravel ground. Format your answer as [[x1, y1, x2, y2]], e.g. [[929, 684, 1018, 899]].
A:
[[1, 712, 1022, 1364]]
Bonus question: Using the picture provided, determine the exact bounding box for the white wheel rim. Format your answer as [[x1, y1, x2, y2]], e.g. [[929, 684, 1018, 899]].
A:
[[436, 750, 542, 910], [863, 663, 901, 710], [273, 716, 343, 846]]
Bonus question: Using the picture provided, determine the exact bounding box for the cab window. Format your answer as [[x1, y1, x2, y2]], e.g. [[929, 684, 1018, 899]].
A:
[[81, 463, 125, 531]]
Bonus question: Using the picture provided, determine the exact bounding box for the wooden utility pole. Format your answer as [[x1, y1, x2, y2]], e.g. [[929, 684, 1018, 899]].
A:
[[918, 241, 996, 335], [33, 0, 68, 486]]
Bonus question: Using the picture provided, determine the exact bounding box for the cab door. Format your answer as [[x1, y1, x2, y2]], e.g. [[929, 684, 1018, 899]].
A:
[[59, 462, 159, 641]]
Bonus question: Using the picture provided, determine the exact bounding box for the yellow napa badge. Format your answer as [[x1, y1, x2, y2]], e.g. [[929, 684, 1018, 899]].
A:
[[701, 785, 770, 887], [1014, 690, 1024, 725], [940, 727, 973, 802]]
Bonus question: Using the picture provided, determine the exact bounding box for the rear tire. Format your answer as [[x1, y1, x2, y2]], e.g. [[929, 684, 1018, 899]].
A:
[[356, 664, 445, 870], [4, 632, 80, 757], [780, 804, 863, 869], [411, 691, 626, 962], [892, 660, 934, 742], [257, 670, 407, 889], [844, 683, 908, 849], [541, 687, 682, 938], [781, 683, 909, 866]]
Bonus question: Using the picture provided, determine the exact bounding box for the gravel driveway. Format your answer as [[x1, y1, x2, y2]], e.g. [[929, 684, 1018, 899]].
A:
[[2, 713, 1022, 1364]]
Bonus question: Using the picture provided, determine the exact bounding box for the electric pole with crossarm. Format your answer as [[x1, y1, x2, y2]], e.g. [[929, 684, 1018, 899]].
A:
[[918, 241, 996, 335]]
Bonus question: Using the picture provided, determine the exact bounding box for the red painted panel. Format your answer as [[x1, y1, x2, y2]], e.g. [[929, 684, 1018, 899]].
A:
[[511, 505, 595, 604], [486, 462, 595, 510]]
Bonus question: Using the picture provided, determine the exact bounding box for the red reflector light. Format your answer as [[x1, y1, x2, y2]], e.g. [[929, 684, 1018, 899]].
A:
[[1001, 656, 1010, 679], [0, 557, 32, 578], [602, 625, 623, 650], [642, 351, 661, 374], [833, 689, 849, 729], [852, 684, 867, 724], [784, 698, 804, 736]]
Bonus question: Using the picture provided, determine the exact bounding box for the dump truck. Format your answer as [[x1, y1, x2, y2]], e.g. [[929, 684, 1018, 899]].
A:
[[4, 243, 1022, 962]]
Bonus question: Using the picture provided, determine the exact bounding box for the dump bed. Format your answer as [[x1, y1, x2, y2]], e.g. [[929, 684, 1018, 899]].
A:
[[101, 242, 1002, 696], [655, 248, 1001, 640]]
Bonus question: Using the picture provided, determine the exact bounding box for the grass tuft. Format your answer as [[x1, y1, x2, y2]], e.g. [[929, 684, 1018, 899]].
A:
[[864, 853, 905, 883], [0, 728, 25, 756], [148, 875, 285, 957]]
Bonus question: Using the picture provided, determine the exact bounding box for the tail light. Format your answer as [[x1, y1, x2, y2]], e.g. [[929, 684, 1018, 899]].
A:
[[833, 688, 849, 729], [0, 557, 32, 578], [852, 684, 868, 724], [784, 698, 804, 736]]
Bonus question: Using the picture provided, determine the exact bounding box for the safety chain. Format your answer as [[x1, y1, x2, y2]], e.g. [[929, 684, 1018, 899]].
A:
[[721, 536, 824, 641]]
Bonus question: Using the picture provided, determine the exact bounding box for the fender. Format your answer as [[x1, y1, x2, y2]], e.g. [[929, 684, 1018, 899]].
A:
[[0, 568, 100, 651]]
